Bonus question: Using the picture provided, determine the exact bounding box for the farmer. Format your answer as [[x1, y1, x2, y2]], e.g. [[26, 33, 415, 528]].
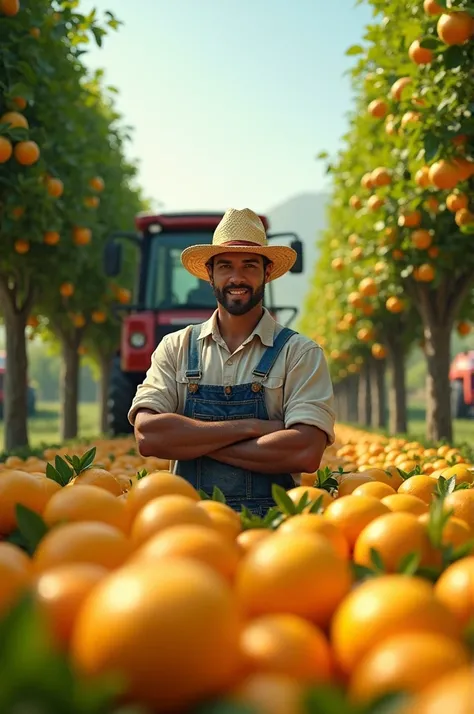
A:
[[128, 208, 335, 514]]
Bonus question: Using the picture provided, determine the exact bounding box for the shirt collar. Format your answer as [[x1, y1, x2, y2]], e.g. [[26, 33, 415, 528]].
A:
[[198, 307, 276, 347]]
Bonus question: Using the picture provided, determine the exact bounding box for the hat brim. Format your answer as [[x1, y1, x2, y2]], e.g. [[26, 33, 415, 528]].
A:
[[181, 244, 297, 282]]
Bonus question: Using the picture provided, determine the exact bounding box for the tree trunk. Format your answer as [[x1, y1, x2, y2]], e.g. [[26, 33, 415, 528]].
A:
[[386, 335, 408, 435], [60, 337, 81, 441], [2, 309, 29, 451], [0, 275, 34, 452], [99, 352, 112, 434], [370, 357, 387, 430], [358, 360, 372, 427], [407, 275, 474, 443], [423, 322, 453, 442], [348, 374, 359, 423]]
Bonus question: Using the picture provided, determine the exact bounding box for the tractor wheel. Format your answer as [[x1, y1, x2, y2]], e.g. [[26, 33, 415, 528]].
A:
[[451, 379, 469, 419], [107, 355, 141, 436]]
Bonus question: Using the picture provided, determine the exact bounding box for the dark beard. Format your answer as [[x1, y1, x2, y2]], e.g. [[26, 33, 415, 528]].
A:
[[213, 281, 265, 315]]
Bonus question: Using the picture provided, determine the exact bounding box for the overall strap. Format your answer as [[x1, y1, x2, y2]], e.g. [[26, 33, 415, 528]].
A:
[[252, 327, 297, 379], [185, 324, 203, 381]]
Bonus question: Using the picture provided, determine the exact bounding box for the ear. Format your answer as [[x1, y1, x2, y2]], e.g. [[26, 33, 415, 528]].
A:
[[205, 262, 213, 284], [264, 261, 274, 283]]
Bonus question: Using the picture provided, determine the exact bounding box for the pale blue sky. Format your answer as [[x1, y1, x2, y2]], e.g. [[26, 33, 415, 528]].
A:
[[81, 0, 372, 214]]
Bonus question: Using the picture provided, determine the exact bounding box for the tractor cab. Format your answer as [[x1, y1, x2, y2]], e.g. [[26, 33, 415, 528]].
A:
[[103, 211, 304, 435]]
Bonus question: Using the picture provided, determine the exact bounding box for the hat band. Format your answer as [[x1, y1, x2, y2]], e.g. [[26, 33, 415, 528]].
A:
[[220, 240, 265, 247]]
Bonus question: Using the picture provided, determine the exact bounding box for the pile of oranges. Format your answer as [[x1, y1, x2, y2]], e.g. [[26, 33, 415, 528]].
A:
[[0, 425, 472, 713]]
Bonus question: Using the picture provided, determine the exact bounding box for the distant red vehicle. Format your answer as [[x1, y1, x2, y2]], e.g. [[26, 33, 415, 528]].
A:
[[450, 350, 474, 419], [103, 211, 304, 435], [0, 350, 36, 419]]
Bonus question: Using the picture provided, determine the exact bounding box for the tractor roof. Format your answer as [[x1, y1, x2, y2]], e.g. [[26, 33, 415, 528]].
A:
[[135, 211, 269, 233]]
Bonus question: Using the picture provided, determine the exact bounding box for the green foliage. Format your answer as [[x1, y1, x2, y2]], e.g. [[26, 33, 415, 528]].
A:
[[300, 0, 474, 389]]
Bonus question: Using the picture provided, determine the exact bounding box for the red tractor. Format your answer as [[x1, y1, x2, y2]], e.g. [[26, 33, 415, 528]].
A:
[[450, 350, 474, 419], [103, 211, 304, 435]]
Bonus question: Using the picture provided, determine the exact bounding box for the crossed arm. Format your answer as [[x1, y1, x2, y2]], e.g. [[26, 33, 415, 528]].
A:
[[134, 410, 327, 474]]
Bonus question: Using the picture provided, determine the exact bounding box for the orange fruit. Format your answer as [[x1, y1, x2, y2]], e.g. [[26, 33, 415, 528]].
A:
[[424, 0, 443, 16], [434, 556, 474, 627], [60, 282, 74, 297], [278, 513, 349, 559], [436, 464, 473, 486], [415, 166, 431, 188], [0, 542, 31, 616], [324, 495, 390, 551], [43, 484, 129, 533], [398, 475, 437, 505], [125, 472, 200, 521], [28, 474, 62, 511], [337, 473, 377, 497], [418, 512, 473, 552], [0, 135, 13, 163], [0, 470, 49, 535], [286, 486, 334, 510], [348, 631, 469, 704], [229, 673, 304, 714], [390, 77, 411, 102], [240, 614, 333, 683], [14, 140, 40, 166], [33, 563, 107, 648], [33, 521, 131, 573], [71, 559, 242, 711], [196, 500, 242, 540], [69, 468, 123, 496], [368, 99, 388, 118], [235, 531, 352, 627], [73, 227, 92, 245], [409, 40, 433, 65], [14, 239, 29, 254], [352, 481, 396, 499], [89, 176, 105, 192], [354, 512, 440, 572], [331, 574, 461, 674], [44, 231, 60, 245], [46, 177, 64, 198], [429, 160, 461, 190], [1, 111, 28, 129], [443, 489, 474, 531], [132, 523, 241, 582], [0, 0, 20, 16], [381, 493, 428, 515], [411, 229, 432, 250], [437, 12, 474, 45], [131, 495, 213, 547], [403, 666, 474, 714], [446, 192, 468, 212], [236, 528, 272, 553]]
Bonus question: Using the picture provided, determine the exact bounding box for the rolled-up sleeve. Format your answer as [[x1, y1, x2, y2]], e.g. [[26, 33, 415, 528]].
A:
[[127, 336, 178, 425], [283, 346, 336, 444]]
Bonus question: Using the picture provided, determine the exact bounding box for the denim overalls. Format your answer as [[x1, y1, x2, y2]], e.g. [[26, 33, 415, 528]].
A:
[[175, 323, 296, 515]]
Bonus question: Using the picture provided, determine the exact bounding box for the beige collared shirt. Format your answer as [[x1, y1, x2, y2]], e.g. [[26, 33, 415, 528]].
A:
[[128, 309, 336, 453]]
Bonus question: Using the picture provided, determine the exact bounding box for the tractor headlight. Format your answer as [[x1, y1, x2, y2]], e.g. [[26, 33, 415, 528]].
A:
[[130, 331, 146, 348]]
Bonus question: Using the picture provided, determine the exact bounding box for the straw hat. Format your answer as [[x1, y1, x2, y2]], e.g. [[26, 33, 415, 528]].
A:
[[180, 208, 297, 282]]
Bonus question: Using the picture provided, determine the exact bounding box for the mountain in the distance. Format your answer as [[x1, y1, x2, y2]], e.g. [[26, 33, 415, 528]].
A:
[[265, 192, 329, 327]]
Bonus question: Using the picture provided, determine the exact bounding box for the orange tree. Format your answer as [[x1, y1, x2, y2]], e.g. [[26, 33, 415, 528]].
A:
[[302, 0, 474, 443], [0, 1, 133, 450], [33, 77, 147, 442]]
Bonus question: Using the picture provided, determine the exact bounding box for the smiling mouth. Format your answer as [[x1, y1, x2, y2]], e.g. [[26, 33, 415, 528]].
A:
[[226, 288, 250, 297]]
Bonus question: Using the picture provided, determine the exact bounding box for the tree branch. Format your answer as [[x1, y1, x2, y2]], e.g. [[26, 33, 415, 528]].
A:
[[446, 271, 474, 326]]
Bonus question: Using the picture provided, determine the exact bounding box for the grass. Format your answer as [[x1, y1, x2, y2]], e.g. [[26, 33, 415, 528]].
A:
[[407, 404, 473, 447], [0, 401, 101, 451]]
